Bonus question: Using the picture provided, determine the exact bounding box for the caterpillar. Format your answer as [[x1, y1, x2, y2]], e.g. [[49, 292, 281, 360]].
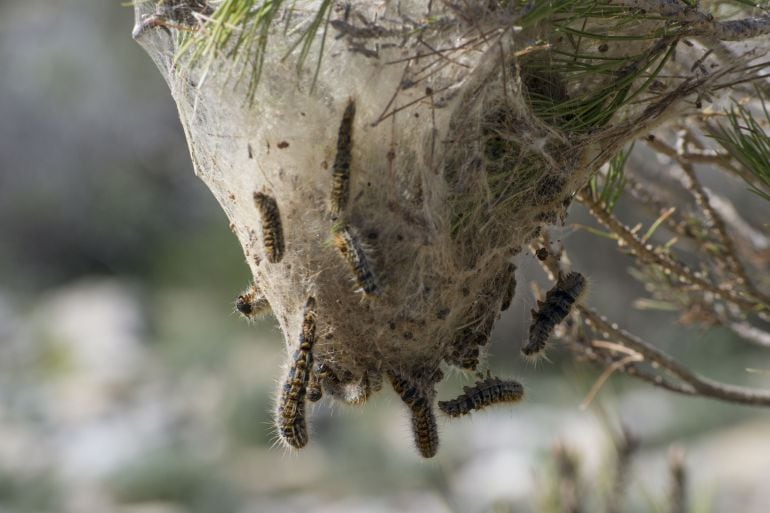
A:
[[234, 283, 271, 320], [388, 371, 440, 458], [500, 262, 517, 312], [253, 192, 285, 264], [278, 401, 308, 449], [333, 225, 381, 297], [411, 398, 439, 458], [275, 297, 317, 448], [438, 376, 524, 418], [306, 364, 325, 403], [523, 271, 586, 359], [330, 100, 355, 217]]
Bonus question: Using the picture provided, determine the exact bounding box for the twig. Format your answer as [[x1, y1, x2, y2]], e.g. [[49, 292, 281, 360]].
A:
[[606, 428, 638, 513], [536, 235, 770, 407], [615, 1, 770, 41], [580, 342, 643, 410], [579, 306, 770, 406], [703, 16, 770, 42], [577, 192, 765, 312], [554, 443, 583, 513], [667, 446, 687, 513], [646, 135, 769, 302]]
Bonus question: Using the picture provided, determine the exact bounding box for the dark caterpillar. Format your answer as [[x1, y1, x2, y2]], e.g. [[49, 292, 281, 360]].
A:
[[500, 262, 517, 312], [523, 271, 586, 359], [411, 400, 439, 459], [438, 376, 524, 417]]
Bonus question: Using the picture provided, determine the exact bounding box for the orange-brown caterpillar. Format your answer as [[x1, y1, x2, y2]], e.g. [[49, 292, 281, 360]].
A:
[[253, 192, 285, 263], [275, 297, 316, 448], [333, 225, 380, 297], [523, 271, 586, 358], [235, 283, 270, 320], [388, 371, 439, 458], [438, 376, 524, 417], [330, 100, 355, 217]]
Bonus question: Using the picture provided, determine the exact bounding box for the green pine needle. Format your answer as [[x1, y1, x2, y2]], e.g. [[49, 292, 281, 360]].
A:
[[709, 96, 770, 202], [175, 0, 331, 103]]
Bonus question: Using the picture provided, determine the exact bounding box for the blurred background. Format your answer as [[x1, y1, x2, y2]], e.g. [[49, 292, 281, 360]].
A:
[[1, 2, 770, 512]]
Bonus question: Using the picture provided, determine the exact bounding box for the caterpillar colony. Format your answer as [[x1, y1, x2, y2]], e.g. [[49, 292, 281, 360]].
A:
[[129, 0, 724, 457]]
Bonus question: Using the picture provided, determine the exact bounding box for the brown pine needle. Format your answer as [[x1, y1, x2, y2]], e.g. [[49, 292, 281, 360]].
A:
[[580, 343, 643, 410]]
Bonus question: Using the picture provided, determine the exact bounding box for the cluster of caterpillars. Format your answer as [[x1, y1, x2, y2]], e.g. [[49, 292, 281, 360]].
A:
[[233, 100, 586, 457], [328, 100, 381, 298]]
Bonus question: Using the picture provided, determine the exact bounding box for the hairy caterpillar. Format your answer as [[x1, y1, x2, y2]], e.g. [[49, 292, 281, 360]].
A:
[[330, 100, 355, 217], [438, 376, 524, 417], [411, 400, 439, 458], [388, 371, 440, 458], [278, 402, 308, 449], [234, 283, 271, 320], [275, 297, 317, 448], [333, 225, 381, 297], [523, 271, 586, 359], [253, 192, 285, 263]]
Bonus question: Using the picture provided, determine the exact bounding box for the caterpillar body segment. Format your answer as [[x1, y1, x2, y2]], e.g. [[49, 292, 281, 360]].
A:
[[275, 297, 317, 449], [388, 371, 440, 458], [278, 400, 308, 448], [411, 397, 439, 458], [253, 192, 285, 263], [438, 376, 524, 418], [523, 271, 586, 358], [330, 100, 356, 217], [388, 371, 423, 408], [333, 225, 381, 297]]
